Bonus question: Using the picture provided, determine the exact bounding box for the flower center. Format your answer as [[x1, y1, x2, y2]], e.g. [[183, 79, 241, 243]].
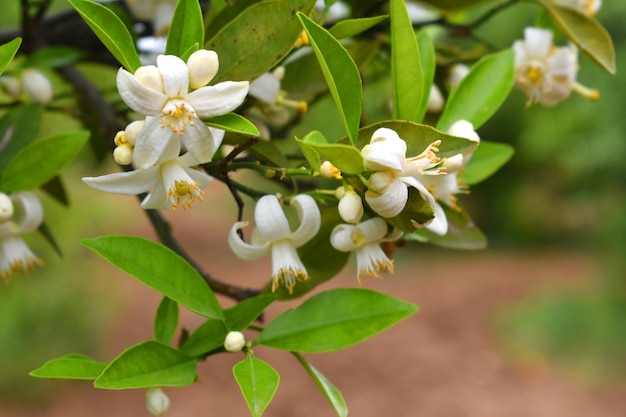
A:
[[525, 64, 545, 86], [167, 180, 203, 210], [160, 99, 196, 136]]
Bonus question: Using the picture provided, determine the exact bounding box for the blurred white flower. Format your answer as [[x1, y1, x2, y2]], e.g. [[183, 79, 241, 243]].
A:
[[447, 63, 470, 91], [426, 84, 444, 113], [553, 0, 601, 16], [21, 69, 54, 104], [146, 388, 170, 416], [248, 67, 307, 125], [127, 0, 177, 35], [228, 194, 321, 293]]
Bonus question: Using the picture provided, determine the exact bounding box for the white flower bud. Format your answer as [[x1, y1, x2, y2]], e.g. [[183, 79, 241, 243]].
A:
[[1, 76, 22, 99], [447, 120, 479, 143], [320, 161, 342, 179], [113, 144, 133, 165], [21, 69, 53, 104], [146, 388, 170, 417], [338, 190, 364, 224], [0, 193, 14, 223], [447, 63, 470, 90], [124, 120, 146, 146], [224, 331, 246, 352], [134, 65, 163, 92], [187, 50, 219, 89], [334, 186, 346, 200], [426, 84, 444, 113], [442, 154, 464, 174]]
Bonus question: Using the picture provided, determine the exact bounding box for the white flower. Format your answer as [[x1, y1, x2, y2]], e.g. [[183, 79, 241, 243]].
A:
[[330, 217, 402, 282], [21, 69, 54, 104], [447, 63, 470, 91], [83, 135, 213, 210], [228, 194, 321, 293], [0, 192, 44, 281], [553, 0, 601, 16], [337, 189, 364, 224], [427, 84, 444, 113], [117, 50, 249, 168], [360, 128, 448, 235], [513, 27, 579, 106], [127, 0, 177, 35], [146, 388, 170, 417], [224, 331, 246, 352], [248, 67, 307, 125]]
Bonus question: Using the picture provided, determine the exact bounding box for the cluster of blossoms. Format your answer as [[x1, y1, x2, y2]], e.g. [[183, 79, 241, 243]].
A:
[[0, 191, 44, 281], [0, 68, 54, 104]]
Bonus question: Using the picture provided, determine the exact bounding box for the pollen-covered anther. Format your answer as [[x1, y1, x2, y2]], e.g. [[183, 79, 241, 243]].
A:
[[272, 268, 308, 294], [167, 180, 203, 210], [160, 100, 196, 135], [1, 257, 43, 282]]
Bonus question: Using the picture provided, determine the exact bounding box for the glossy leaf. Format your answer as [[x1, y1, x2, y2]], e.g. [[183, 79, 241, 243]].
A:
[[68, 0, 141, 72], [233, 357, 280, 417], [296, 137, 364, 174], [23, 46, 84, 68], [0, 38, 22, 75], [437, 49, 515, 132], [81, 236, 224, 321], [225, 294, 277, 331], [460, 141, 514, 185], [424, 205, 487, 250], [154, 297, 179, 345], [298, 12, 362, 145], [328, 15, 388, 39], [390, 0, 423, 121], [415, 30, 435, 122], [0, 103, 44, 171], [30, 354, 106, 381], [94, 341, 197, 389], [205, 113, 260, 136], [258, 288, 419, 352], [207, 0, 316, 83], [181, 319, 227, 357], [0, 130, 89, 193], [539, 1, 616, 74], [166, 0, 204, 58], [294, 353, 348, 417]]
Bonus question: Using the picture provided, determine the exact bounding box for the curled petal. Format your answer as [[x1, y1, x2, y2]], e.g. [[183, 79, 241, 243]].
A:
[[157, 55, 189, 98], [10, 192, 43, 233], [254, 195, 292, 241], [330, 224, 359, 252], [187, 81, 250, 118], [365, 177, 408, 218], [357, 217, 389, 244], [0, 193, 13, 223], [117, 69, 167, 115], [83, 166, 159, 195], [289, 194, 321, 247], [228, 221, 271, 260]]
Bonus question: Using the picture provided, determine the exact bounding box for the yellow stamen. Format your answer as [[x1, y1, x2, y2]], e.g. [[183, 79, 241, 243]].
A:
[[572, 81, 600, 102], [166, 180, 203, 210]]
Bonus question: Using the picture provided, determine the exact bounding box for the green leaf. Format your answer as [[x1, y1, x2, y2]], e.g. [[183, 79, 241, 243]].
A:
[[386, 186, 434, 233], [81, 236, 224, 321], [296, 137, 364, 174], [166, 0, 204, 58], [437, 49, 514, 132], [225, 294, 277, 331], [0, 130, 89, 193], [94, 341, 197, 389], [293, 353, 348, 417], [390, 0, 423, 121], [68, 0, 141, 72], [424, 204, 487, 250], [154, 297, 179, 345], [23, 46, 85, 68], [0, 103, 44, 171], [415, 29, 435, 122], [205, 113, 260, 136], [233, 357, 280, 417], [298, 12, 362, 145], [258, 288, 419, 352], [539, 1, 616, 74], [207, 0, 316, 83], [328, 15, 388, 39], [459, 141, 514, 185], [30, 354, 107, 381], [0, 38, 22, 75], [181, 319, 227, 357], [296, 132, 325, 172]]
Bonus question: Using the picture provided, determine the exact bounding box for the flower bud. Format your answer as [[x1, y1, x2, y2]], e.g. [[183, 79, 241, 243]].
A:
[[0, 193, 14, 223], [320, 161, 342, 179], [447, 63, 470, 90], [0, 76, 22, 99], [427, 84, 444, 113], [21, 69, 53, 104], [338, 190, 364, 224], [113, 144, 134, 165], [146, 388, 170, 417], [447, 120, 479, 143], [224, 331, 246, 352], [124, 120, 146, 146], [188, 50, 219, 89], [135, 65, 163, 92]]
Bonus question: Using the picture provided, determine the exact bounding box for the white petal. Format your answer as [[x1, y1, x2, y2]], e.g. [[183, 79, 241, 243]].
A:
[[10, 192, 43, 233], [361, 129, 407, 171], [254, 195, 292, 241], [140, 182, 170, 209], [289, 194, 321, 247], [330, 223, 359, 252], [365, 177, 408, 218], [117, 68, 167, 115], [187, 81, 250, 118], [357, 217, 389, 244], [249, 72, 280, 105], [0, 193, 13, 223], [524, 27, 553, 57], [133, 117, 177, 168], [228, 221, 271, 260], [270, 239, 308, 292], [425, 201, 448, 236], [186, 166, 213, 189], [180, 122, 215, 164], [209, 127, 225, 150], [0, 235, 41, 279], [83, 166, 158, 195], [157, 55, 189, 98], [355, 242, 393, 280]]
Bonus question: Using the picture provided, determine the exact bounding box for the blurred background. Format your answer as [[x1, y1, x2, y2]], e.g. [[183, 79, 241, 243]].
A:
[[0, 0, 624, 416]]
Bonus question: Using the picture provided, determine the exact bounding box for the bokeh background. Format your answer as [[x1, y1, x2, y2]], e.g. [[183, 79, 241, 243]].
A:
[[0, 0, 624, 416]]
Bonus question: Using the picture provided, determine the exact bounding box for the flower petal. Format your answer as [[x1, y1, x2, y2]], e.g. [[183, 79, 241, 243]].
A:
[[228, 221, 271, 260], [157, 54, 189, 98], [361, 128, 407, 172], [249, 72, 280, 105], [209, 127, 225, 150], [330, 223, 359, 252], [254, 195, 292, 241], [140, 181, 169, 210], [187, 81, 250, 118], [83, 166, 158, 195], [365, 177, 408, 218], [289, 194, 321, 247], [117, 68, 167, 115], [357, 217, 389, 244], [425, 200, 448, 236], [10, 192, 43, 233], [524, 27, 552, 58], [133, 117, 177, 168], [180, 122, 215, 164], [270, 239, 308, 293]]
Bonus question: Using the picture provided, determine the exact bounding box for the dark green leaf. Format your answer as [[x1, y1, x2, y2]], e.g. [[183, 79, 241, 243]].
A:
[[155, 297, 179, 345], [437, 49, 515, 132], [415, 29, 435, 122], [225, 294, 276, 331], [296, 138, 364, 174], [233, 357, 280, 417], [539, 1, 616, 74], [205, 113, 260, 136], [0, 103, 43, 171], [81, 236, 224, 320], [41, 175, 69, 206], [298, 12, 362, 145], [328, 15, 388, 39], [94, 341, 197, 389], [385, 186, 434, 233], [459, 141, 514, 185], [30, 354, 106, 381], [181, 319, 227, 357], [23, 46, 85, 68], [166, 0, 204, 58], [68, 0, 141, 72], [0, 130, 89, 193], [424, 204, 487, 250], [293, 353, 348, 417], [0, 38, 22, 75], [258, 288, 419, 352], [390, 0, 423, 121]]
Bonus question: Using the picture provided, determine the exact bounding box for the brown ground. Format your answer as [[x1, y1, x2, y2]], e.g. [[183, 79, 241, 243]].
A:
[[2, 186, 625, 417]]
